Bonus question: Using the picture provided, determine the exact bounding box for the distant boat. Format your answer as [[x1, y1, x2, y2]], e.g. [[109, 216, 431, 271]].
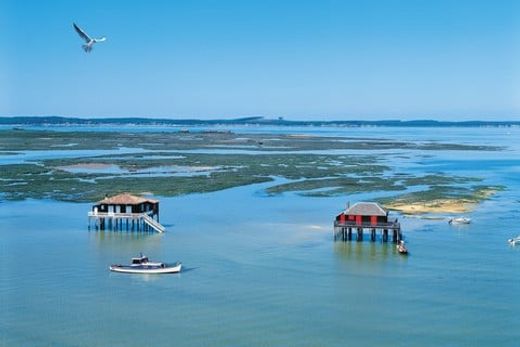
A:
[[397, 241, 408, 255], [110, 254, 182, 274], [448, 217, 471, 225], [508, 236, 520, 246]]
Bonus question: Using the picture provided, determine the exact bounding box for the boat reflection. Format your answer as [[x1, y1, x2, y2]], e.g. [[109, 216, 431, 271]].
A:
[[108, 272, 181, 282]]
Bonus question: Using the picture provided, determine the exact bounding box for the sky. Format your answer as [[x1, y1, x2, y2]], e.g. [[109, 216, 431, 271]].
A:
[[1, 0, 519, 120]]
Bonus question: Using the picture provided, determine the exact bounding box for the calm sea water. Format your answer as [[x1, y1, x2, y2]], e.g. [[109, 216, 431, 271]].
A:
[[1, 126, 519, 346]]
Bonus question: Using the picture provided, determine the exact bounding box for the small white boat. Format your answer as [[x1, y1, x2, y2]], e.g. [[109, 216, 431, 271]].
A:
[[110, 254, 182, 274], [448, 217, 471, 225], [508, 236, 520, 246], [396, 240, 408, 255]]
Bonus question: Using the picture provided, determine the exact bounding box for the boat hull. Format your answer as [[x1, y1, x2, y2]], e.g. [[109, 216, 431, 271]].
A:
[[110, 263, 182, 274], [508, 238, 520, 246], [449, 217, 471, 225], [396, 243, 408, 255]]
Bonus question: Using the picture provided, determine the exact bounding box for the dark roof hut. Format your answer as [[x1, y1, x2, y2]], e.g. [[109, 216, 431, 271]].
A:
[[88, 193, 164, 233]]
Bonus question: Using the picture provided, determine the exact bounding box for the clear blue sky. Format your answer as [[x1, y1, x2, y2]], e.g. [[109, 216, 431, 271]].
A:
[[1, 0, 519, 120]]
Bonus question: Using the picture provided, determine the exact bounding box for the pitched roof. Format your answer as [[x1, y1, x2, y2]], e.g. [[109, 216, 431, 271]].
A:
[[97, 193, 158, 205], [345, 202, 387, 216]]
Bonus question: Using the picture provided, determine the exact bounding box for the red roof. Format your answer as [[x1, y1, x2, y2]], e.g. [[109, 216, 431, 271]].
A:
[[344, 202, 387, 216], [97, 193, 158, 205]]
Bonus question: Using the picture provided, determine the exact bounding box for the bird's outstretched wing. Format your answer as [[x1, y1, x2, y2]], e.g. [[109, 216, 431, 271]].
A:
[[94, 37, 107, 43], [73, 23, 91, 42]]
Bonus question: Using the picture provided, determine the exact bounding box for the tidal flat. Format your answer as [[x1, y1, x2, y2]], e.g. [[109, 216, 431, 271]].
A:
[[380, 185, 504, 214], [0, 128, 503, 152], [0, 129, 503, 211], [2, 125, 519, 347]]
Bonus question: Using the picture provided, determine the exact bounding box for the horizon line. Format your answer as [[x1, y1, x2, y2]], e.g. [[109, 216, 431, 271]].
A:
[[1, 115, 519, 124]]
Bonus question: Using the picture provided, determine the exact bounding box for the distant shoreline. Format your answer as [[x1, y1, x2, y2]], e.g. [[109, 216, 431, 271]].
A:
[[1, 116, 519, 128]]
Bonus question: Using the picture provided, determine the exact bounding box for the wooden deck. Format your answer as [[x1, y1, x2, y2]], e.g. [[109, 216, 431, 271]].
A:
[[88, 211, 165, 233], [333, 220, 402, 242]]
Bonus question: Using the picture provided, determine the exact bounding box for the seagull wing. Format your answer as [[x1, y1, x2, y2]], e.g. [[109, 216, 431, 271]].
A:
[[73, 23, 92, 42], [94, 37, 107, 43]]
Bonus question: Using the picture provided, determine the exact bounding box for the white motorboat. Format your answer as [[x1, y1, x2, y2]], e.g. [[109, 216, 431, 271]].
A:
[[110, 254, 182, 274], [508, 236, 520, 246], [396, 240, 408, 255], [448, 217, 471, 225]]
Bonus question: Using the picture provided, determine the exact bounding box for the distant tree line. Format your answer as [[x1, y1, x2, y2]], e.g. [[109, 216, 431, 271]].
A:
[[0, 116, 519, 127]]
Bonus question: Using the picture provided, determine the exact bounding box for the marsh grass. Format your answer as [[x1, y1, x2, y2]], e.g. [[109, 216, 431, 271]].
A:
[[0, 129, 503, 152], [0, 129, 504, 206]]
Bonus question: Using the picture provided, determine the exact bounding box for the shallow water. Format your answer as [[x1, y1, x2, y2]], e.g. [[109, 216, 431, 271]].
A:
[[1, 126, 519, 346]]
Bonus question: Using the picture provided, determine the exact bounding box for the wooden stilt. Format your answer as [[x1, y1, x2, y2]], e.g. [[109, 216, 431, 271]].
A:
[[357, 228, 363, 241]]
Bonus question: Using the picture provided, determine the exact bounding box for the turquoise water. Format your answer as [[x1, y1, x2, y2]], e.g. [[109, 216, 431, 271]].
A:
[[1, 127, 519, 346]]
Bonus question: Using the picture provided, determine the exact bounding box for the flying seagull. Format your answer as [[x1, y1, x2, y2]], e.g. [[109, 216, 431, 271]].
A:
[[73, 23, 106, 53]]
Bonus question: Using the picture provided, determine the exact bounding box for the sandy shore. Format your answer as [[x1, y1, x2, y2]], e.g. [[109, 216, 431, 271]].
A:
[[384, 199, 476, 214], [385, 189, 497, 215], [58, 163, 114, 169]]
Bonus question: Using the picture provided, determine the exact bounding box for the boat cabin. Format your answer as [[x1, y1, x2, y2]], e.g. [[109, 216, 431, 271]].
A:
[[131, 255, 149, 265]]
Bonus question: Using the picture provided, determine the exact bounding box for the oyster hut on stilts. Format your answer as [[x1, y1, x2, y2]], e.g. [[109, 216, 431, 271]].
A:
[[88, 193, 165, 233], [333, 202, 402, 243]]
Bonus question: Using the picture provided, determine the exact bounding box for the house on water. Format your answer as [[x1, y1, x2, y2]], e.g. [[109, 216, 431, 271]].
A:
[[88, 193, 165, 233], [333, 202, 401, 242]]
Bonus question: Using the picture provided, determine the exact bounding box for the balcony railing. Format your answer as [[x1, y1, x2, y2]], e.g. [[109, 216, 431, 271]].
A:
[[88, 211, 154, 218], [334, 220, 400, 229]]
